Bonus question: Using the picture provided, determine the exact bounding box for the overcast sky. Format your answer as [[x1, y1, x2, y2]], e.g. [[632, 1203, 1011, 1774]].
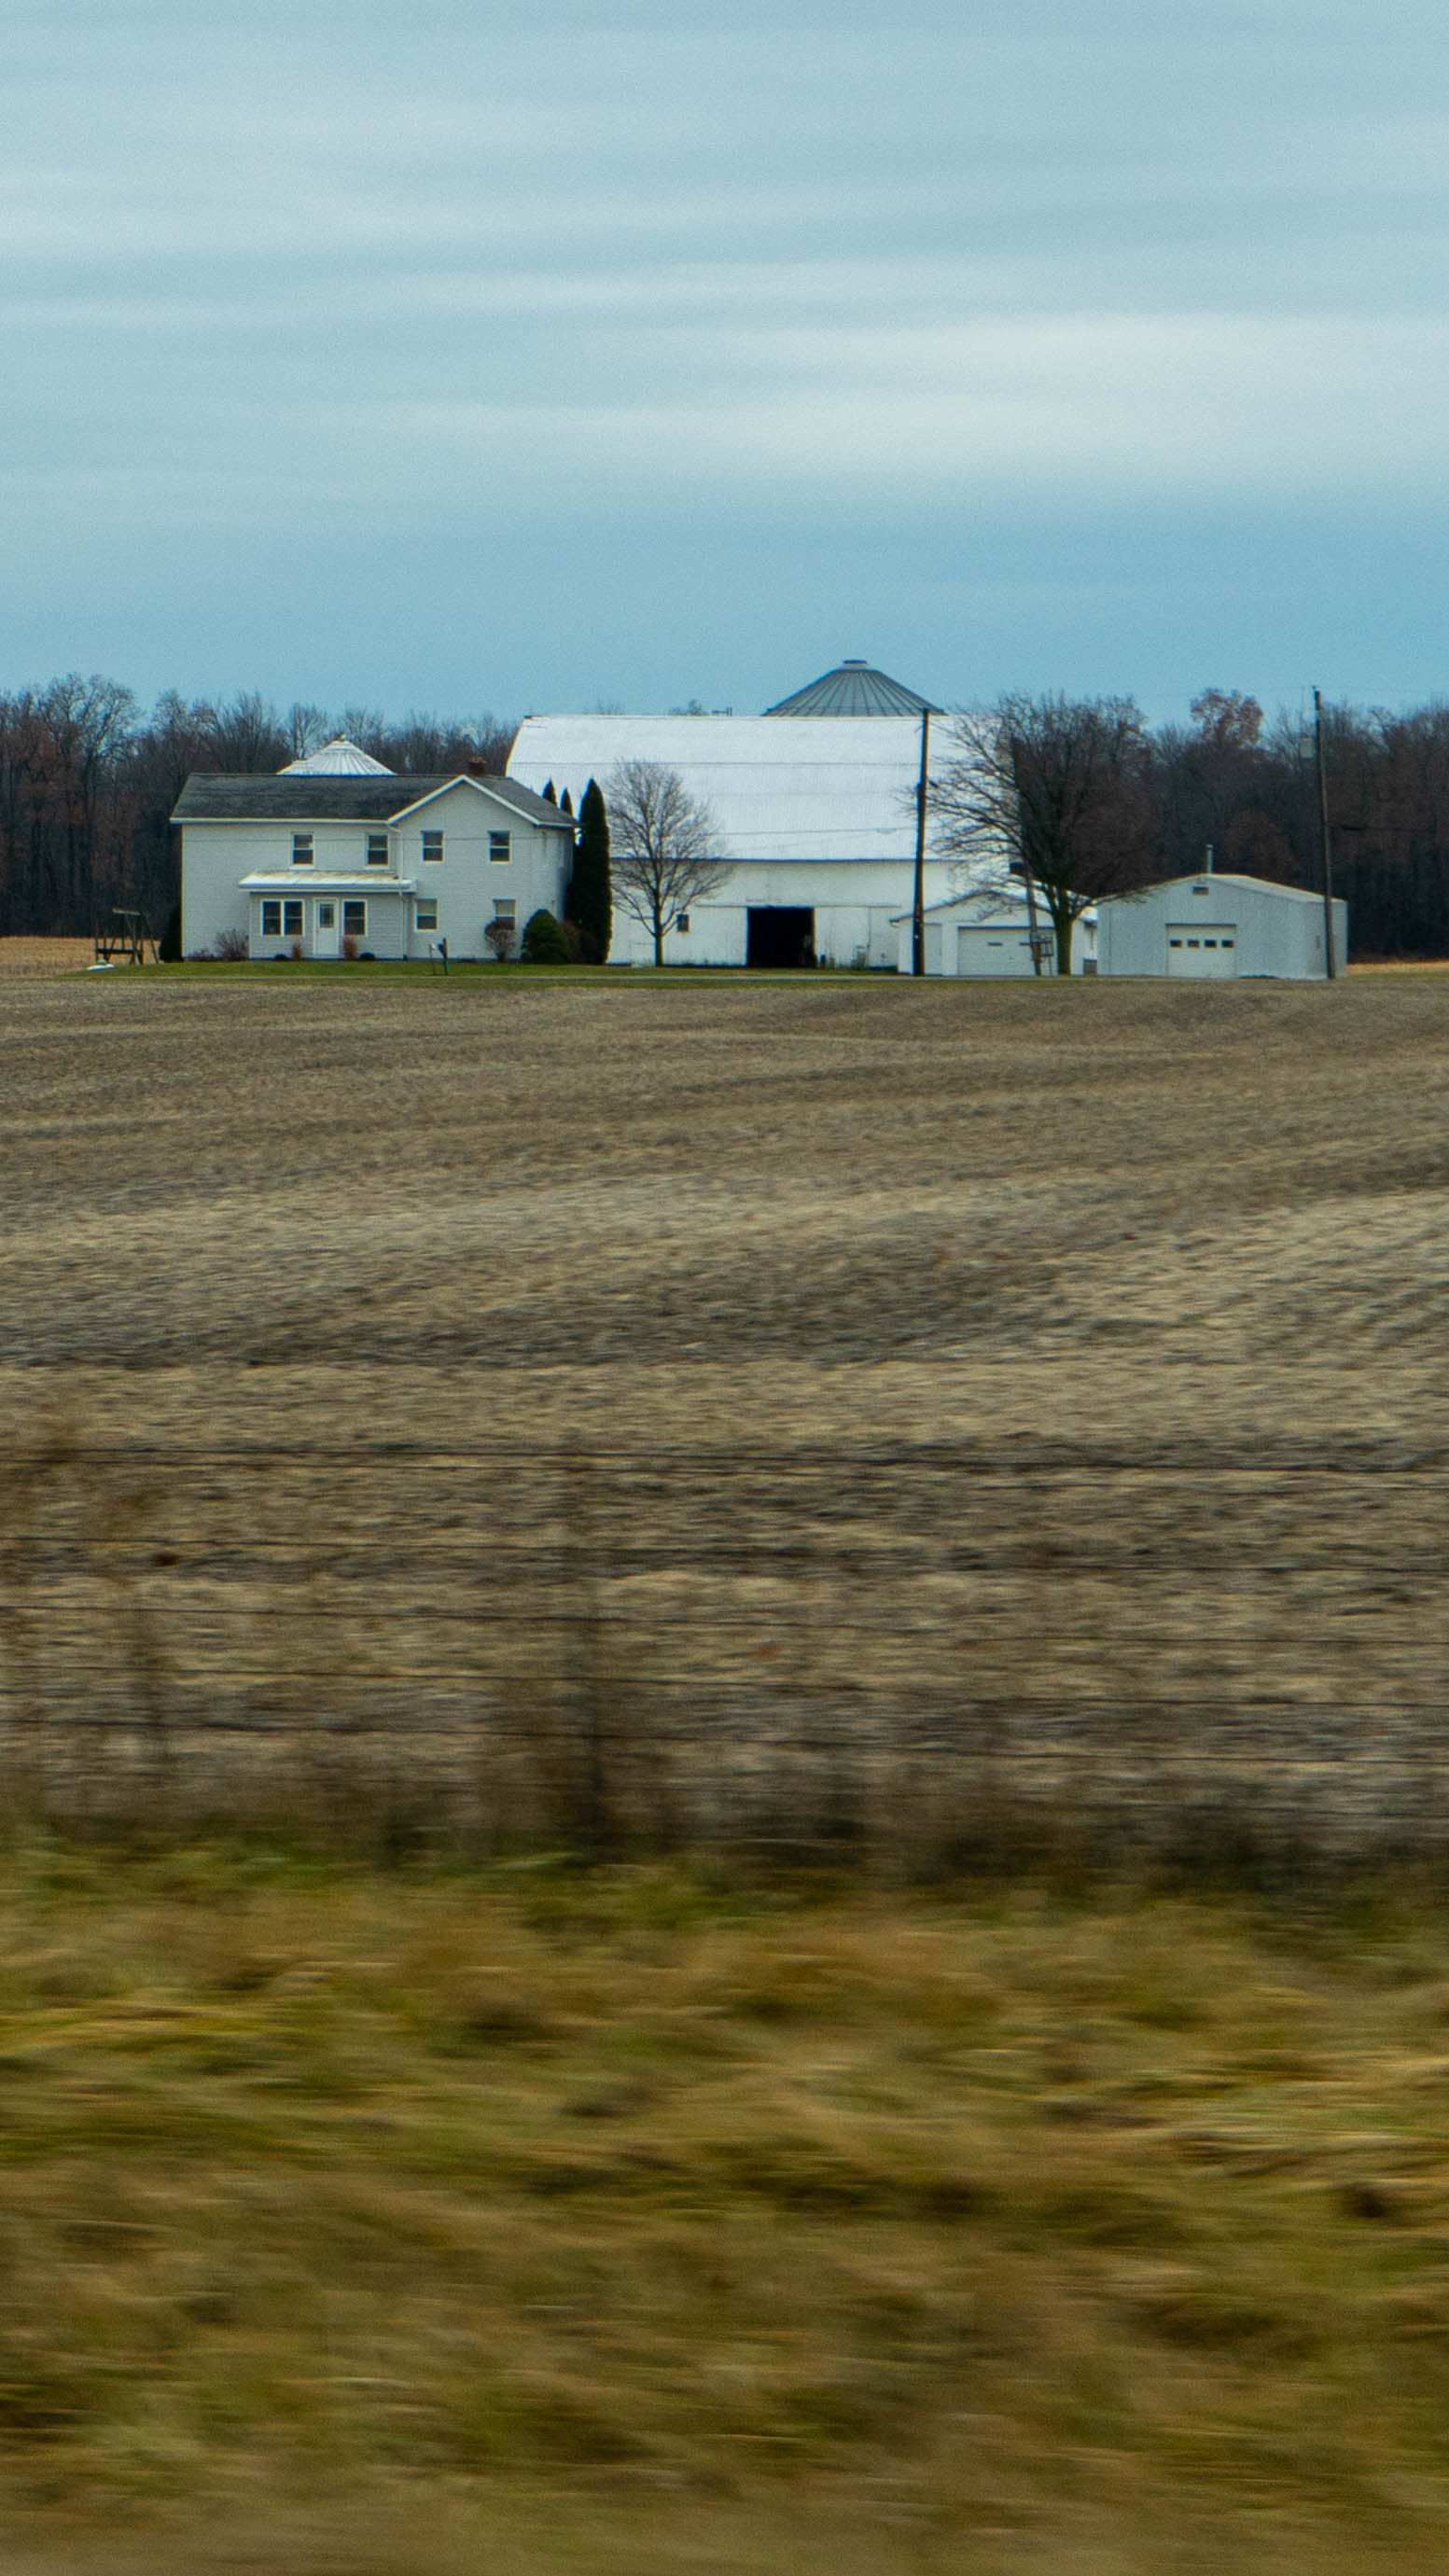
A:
[[6, 0, 1449, 723]]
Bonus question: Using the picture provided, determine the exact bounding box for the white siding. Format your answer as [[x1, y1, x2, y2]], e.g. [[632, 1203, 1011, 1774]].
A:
[[893, 895, 1095, 976], [509, 712, 975, 967], [610, 859, 957, 967], [1096, 875, 1347, 979], [389, 783, 570, 960], [181, 783, 572, 963]]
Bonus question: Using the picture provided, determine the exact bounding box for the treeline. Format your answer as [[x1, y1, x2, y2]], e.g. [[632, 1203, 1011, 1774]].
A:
[[7, 672, 1449, 957], [1149, 689, 1449, 958], [0, 681, 517, 941]]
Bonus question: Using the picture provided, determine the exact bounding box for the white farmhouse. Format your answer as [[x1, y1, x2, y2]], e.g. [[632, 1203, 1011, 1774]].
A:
[[174, 739, 575, 962], [508, 661, 960, 968], [1095, 872, 1348, 980]]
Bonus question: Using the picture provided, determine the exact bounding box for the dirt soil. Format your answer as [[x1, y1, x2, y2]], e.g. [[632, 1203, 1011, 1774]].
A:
[[2, 970, 1448, 1857]]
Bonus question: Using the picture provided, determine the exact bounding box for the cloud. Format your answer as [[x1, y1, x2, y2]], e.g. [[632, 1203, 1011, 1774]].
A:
[[6, 0, 1449, 710]]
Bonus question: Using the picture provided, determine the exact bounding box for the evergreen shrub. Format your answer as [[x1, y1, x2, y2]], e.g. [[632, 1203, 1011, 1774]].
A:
[[521, 908, 572, 963]]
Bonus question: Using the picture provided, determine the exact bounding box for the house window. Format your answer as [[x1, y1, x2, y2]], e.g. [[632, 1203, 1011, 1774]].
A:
[[415, 899, 439, 932], [422, 830, 443, 864], [284, 899, 303, 937], [492, 899, 516, 923], [261, 899, 282, 937], [292, 833, 313, 866], [367, 833, 388, 868], [342, 899, 367, 937], [676, 912, 690, 933], [317, 901, 336, 929], [489, 830, 511, 863]]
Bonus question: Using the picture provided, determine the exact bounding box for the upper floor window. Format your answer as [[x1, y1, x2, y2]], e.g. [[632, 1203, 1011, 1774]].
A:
[[489, 830, 511, 864], [422, 830, 444, 863], [367, 832, 388, 867], [292, 833, 313, 866]]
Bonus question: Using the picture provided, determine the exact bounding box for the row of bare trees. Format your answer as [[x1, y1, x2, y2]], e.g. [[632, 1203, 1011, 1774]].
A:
[[932, 687, 1449, 968], [6, 669, 1449, 961], [0, 682, 516, 942]]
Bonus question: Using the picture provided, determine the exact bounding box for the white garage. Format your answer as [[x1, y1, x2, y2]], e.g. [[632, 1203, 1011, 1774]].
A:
[[1095, 871, 1347, 980], [892, 888, 1095, 976]]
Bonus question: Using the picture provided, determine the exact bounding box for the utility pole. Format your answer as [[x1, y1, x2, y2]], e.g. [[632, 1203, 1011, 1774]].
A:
[[1313, 688, 1337, 981], [912, 706, 930, 976]]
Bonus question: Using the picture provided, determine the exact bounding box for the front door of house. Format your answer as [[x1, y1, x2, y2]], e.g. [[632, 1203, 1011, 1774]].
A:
[[313, 898, 340, 959]]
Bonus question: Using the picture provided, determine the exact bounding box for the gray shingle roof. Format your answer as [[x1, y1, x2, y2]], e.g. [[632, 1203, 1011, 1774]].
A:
[[171, 773, 571, 828], [763, 660, 940, 717]]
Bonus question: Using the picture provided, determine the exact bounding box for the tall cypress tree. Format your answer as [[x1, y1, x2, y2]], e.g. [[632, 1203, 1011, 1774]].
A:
[[566, 777, 612, 963], [559, 786, 574, 817], [541, 778, 558, 804]]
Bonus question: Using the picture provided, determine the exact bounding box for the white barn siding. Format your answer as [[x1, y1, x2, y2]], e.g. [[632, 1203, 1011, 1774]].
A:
[[508, 713, 955, 966]]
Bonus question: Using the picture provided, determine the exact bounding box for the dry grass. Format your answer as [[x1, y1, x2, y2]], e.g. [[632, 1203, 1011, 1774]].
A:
[[0, 938, 97, 978], [0, 1855, 1444, 2571]]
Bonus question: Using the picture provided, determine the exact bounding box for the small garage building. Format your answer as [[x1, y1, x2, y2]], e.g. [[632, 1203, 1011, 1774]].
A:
[[891, 886, 1096, 976], [1095, 872, 1347, 980]]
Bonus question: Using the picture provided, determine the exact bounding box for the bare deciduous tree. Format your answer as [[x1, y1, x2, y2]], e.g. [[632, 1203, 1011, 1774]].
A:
[[604, 760, 730, 966], [931, 694, 1158, 973]]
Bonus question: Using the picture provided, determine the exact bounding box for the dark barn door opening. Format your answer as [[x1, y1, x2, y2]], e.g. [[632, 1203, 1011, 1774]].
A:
[[746, 906, 815, 968]]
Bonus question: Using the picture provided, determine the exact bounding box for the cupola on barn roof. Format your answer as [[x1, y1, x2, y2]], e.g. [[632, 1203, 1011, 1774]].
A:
[[279, 737, 394, 775], [763, 659, 940, 717]]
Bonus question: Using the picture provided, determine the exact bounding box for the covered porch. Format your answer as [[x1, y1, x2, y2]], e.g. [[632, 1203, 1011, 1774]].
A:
[[240, 872, 415, 961]]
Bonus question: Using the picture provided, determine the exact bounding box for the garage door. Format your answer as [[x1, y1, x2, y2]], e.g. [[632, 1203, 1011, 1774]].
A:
[[1166, 923, 1237, 978], [956, 926, 1036, 977]]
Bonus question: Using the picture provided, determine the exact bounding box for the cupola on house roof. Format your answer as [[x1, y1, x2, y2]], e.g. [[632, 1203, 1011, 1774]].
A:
[[763, 660, 941, 718], [279, 737, 394, 775]]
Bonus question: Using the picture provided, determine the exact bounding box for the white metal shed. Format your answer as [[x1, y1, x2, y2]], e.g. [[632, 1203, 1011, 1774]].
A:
[[1095, 872, 1347, 980]]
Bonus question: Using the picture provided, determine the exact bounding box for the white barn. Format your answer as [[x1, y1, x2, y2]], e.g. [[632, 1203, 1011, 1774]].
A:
[[508, 660, 959, 968], [891, 885, 1097, 977], [1095, 872, 1347, 980], [174, 741, 574, 962]]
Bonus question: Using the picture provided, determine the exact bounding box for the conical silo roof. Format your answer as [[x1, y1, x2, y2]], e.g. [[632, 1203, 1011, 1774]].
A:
[[279, 737, 394, 775], [763, 660, 940, 717]]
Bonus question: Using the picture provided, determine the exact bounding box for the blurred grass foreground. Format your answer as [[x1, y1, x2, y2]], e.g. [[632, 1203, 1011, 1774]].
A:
[[0, 1850, 1447, 2573], [7, 969, 1449, 2568]]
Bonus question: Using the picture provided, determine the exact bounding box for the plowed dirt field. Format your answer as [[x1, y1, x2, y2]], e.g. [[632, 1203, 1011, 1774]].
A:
[[2, 968, 1447, 1859]]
